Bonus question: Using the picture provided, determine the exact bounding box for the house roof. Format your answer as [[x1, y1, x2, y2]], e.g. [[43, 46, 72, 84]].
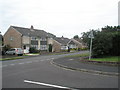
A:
[[54, 37, 70, 45], [74, 38, 83, 43], [70, 38, 82, 45], [11, 26, 56, 38], [73, 38, 87, 46], [68, 40, 75, 45]]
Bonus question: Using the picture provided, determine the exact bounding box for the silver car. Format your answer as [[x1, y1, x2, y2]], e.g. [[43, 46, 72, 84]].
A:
[[5, 48, 23, 56]]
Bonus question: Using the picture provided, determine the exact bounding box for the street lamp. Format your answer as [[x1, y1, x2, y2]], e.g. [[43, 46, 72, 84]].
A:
[[88, 31, 94, 60]]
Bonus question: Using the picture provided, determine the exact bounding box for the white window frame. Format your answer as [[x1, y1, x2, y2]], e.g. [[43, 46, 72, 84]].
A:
[[40, 45, 47, 50]]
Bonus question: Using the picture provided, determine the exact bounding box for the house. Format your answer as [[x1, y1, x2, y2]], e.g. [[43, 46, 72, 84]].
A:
[[48, 36, 70, 52], [68, 38, 87, 49], [0, 34, 3, 46], [4, 25, 56, 53], [0, 33, 3, 55], [48, 36, 87, 52]]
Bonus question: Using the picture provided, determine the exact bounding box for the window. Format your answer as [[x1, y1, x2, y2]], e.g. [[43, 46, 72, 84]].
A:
[[40, 41, 47, 45], [10, 37, 14, 41], [31, 45, 38, 50], [40, 45, 47, 50], [31, 40, 38, 45], [40, 38, 46, 41], [31, 37, 38, 40], [61, 45, 68, 50]]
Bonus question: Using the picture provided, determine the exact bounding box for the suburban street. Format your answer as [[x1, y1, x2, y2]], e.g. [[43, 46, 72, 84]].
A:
[[2, 51, 118, 89]]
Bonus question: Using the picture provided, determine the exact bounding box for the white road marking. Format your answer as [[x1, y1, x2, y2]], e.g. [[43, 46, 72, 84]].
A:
[[51, 58, 54, 60], [34, 60, 39, 62], [18, 63, 25, 65], [10, 64, 15, 66], [24, 80, 71, 89], [69, 59, 74, 61]]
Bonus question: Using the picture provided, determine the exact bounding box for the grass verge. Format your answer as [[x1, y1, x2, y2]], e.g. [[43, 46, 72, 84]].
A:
[[90, 56, 119, 62], [0, 57, 24, 61], [65, 53, 89, 57]]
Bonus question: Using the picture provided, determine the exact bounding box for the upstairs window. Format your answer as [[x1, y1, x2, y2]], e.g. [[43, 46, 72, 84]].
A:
[[10, 37, 14, 41], [31, 37, 37, 40], [40, 38, 47, 41]]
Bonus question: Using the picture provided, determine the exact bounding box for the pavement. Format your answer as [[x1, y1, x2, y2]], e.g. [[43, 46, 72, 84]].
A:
[[52, 57, 119, 76]]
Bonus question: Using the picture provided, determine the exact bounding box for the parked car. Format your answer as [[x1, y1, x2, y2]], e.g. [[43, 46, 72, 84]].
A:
[[5, 48, 23, 56]]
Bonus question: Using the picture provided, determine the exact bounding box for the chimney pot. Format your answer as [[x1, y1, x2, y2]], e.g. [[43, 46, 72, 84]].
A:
[[31, 25, 34, 29]]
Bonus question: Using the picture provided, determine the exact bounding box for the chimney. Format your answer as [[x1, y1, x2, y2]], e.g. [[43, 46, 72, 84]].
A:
[[30, 25, 34, 31], [61, 36, 64, 40], [30, 25, 34, 29]]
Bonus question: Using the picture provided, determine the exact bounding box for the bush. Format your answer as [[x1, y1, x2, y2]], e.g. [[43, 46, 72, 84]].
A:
[[3, 45, 11, 51], [81, 47, 88, 51], [82, 26, 120, 57], [29, 47, 39, 53]]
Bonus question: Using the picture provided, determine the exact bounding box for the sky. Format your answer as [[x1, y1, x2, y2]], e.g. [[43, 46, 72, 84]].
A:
[[0, 0, 119, 38]]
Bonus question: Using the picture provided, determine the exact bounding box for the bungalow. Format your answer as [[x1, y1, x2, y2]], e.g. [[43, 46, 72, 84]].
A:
[[4, 25, 56, 53]]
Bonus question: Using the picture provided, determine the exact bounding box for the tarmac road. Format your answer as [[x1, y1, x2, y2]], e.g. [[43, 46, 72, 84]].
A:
[[1, 51, 119, 89]]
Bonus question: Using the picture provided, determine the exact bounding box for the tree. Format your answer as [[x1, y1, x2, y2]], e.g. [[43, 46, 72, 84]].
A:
[[73, 35, 79, 39], [81, 26, 120, 57]]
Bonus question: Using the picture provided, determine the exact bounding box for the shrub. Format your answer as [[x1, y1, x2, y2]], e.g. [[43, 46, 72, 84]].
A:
[[29, 47, 39, 53], [3, 45, 11, 51]]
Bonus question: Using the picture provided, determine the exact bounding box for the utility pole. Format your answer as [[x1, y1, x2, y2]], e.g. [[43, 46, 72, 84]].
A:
[[88, 31, 94, 60]]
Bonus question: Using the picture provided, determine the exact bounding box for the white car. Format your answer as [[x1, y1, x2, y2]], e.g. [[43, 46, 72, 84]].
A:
[[5, 48, 23, 56]]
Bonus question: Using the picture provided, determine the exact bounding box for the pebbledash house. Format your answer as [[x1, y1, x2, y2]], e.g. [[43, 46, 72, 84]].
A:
[[4, 25, 56, 53]]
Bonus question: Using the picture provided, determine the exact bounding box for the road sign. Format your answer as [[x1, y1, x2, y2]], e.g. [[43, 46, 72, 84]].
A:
[[88, 31, 94, 39]]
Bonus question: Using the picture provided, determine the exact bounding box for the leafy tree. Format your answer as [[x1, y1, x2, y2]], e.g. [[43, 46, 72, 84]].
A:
[[81, 29, 100, 48], [73, 35, 79, 39], [81, 26, 120, 57]]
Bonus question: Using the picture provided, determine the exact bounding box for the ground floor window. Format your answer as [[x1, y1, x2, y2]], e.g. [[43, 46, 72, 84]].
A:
[[61, 45, 68, 50], [69, 44, 76, 49], [31, 45, 38, 50], [40, 45, 47, 50]]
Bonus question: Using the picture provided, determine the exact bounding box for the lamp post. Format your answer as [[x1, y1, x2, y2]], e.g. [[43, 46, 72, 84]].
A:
[[88, 31, 94, 60]]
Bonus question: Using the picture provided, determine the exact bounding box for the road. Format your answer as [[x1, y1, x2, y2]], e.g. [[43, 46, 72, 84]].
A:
[[1, 51, 118, 89]]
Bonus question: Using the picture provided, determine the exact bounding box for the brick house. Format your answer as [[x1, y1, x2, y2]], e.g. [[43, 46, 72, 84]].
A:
[[68, 39, 83, 49], [48, 36, 70, 52], [4, 26, 55, 53], [48, 36, 87, 52]]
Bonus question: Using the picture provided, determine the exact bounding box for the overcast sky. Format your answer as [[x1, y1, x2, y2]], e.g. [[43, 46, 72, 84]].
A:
[[0, 0, 119, 38]]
